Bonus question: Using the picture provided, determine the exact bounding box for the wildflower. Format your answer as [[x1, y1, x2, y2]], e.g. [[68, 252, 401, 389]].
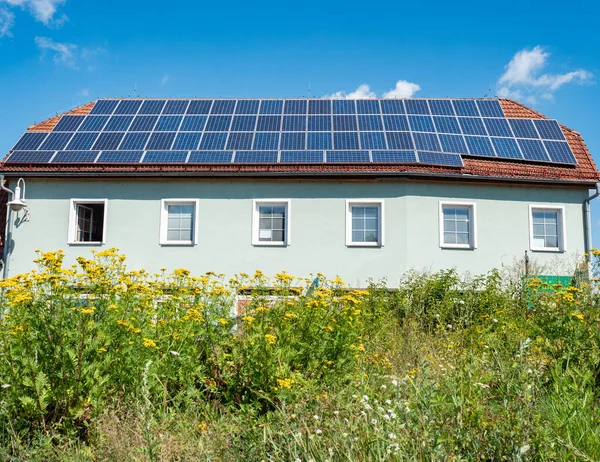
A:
[[217, 318, 228, 325], [391, 379, 398, 386], [383, 414, 390, 420], [333, 410, 339, 415], [385, 399, 392, 405], [98, 347, 107, 353], [197, 422, 208, 432], [242, 315, 255, 324], [170, 351, 180, 356], [361, 395, 369, 402], [264, 334, 277, 345], [313, 415, 320, 421], [371, 419, 377, 425], [328, 448, 334, 456], [143, 338, 158, 349], [315, 429, 322, 435], [380, 384, 387, 390], [276, 378, 293, 390], [389, 433, 397, 440], [571, 312, 585, 322], [80, 307, 96, 315]]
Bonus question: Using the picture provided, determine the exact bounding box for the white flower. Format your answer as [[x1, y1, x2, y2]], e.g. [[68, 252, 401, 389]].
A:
[[315, 429, 322, 435], [170, 351, 180, 356], [371, 418, 377, 425], [377, 407, 384, 412], [385, 399, 392, 405], [527, 369, 533, 374], [333, 410, 339, 415], [328, 448, 334, 456], [380, 384, 387, 390], [388, 433, 397, 440], [383, 414, 390, 420], [434, 313, 440, 318], [313, 415, 319, 421], [295, 459, 301, 462], [390, 412, 397, 419], [361, 411, 366, 416], [493, 318, 498, 323], [447, 324, 453, 329], [391, 379, 398, 386], [475, 382, 489, 389], [342, 432, 348, 438], [361, 395, 369, 401], [352, 394, 357, 399], [363, 403, 372, 410]]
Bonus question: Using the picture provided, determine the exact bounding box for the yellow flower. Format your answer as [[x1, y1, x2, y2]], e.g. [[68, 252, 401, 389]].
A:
[[276, 378, 294, 390], [80, 307, 96, 315], [284, 313, 298, 320], [264, 334, 277, 345], [357, 344, 365, 352], [197, 422, 208, 432], [143, 338, 158, 349], [571, 312, 585, 322], [242, 316, 255, 324], [217, 318, 228, 325], [98, 347, 107, 353]]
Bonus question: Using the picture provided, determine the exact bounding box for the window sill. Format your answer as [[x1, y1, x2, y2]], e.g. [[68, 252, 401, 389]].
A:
[[346, 242, 383, 248], [441, 244, 475, 250], [252, 242, 288, 247], [530, 247, 565, 253], [160, 241, 196, 246], [68, 241, 105, 246]]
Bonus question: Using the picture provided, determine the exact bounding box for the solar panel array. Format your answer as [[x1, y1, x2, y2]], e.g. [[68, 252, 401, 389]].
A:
[[6, 98, 577, 167]]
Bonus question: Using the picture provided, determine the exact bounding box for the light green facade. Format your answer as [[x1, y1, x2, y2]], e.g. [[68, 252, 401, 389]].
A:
[[5, 178, 588, 286]]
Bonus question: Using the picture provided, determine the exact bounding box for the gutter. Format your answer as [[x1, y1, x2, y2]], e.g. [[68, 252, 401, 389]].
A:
[[0, 175, 13, 279], [583, 182, 600, 259]]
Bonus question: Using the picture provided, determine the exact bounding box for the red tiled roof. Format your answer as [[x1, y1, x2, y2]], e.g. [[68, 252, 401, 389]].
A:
[[2, 99, 598, 185]]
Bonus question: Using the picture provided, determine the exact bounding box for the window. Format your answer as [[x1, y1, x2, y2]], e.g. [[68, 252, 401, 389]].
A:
[[529, 205, 565, 252], [439, 202, 476, 249], [252, 200, 290, 246], [346, 200, 384, 247], [68, 199, 107, 245], [160, 199, 199, 245]]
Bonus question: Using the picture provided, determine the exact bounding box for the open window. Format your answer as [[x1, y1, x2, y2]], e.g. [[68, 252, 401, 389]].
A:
[[68, 199, 107, 245]]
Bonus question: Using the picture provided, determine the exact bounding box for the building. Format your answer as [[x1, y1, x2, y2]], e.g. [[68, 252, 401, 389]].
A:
[[0, 98, 598, 286]]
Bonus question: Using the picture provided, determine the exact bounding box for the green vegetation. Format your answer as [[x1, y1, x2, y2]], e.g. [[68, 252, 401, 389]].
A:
[[0, 249, 599, 461]]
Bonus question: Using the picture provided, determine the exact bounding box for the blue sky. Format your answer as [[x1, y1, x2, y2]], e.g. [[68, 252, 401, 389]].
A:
[[1, 0, 600, 244]]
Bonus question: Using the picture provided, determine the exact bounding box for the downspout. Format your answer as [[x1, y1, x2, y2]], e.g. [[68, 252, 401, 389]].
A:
[[0, 175, 13, 279], [583, 182, 600, 266]]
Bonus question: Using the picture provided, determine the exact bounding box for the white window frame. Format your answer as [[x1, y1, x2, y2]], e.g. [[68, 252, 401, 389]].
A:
[[68, 198, 108, 245], [252, 199, 291, 246], [439, 201, 477, 250], [529, 204, 566, 252], [159, 199, 200, 246], [345, 199, 385, 247]]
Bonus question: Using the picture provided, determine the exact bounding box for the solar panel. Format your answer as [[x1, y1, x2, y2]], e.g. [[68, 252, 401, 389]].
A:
[[234, 151, 278, 163], [130, 116, 158, 132], [413, 133, 441, 151], [199, 132, 228, 150], [12, 132, 48, 150], [534, 120, 565, 140], [173, 132, 202, 150], [114, 100, 142, 115], [358, 115, 383, 131], [518, 139, 549, 161], [308, 116, 331, 132], [226, 132, 254, 150], [146, 132, 176, 150], [408, 115, 435, 133], [383, 115, 409, 131], [372, 150, 417, 163], [53, 115, 85, 132], [90, 100, 119, 115], [40, 132, 74, 150], [418, 151, 464, 167], [308, 99, 331, 114], [458, 117, 487, 136], [356, 100, 380, 114], [119, 132, 150, 150], [452, 100, 479, 117], [6, 150, 55, 163], [483, 118, 512, 137], [386, 132, 414, 150], [254, 132, 280, 150], [360, 132, 387, 150], [439, 134, 468, 154], [428, 100, 455, 116], [104, 116, 134, 132], [333, 115, 357, 131], [66, 132, 99, 150], [260, 100, 283, 114], [280, 150, 323, 163], [155, 115, 183, 131], [477, 100, 504, 118], [188, 151, 233, 163], [404, 100, 429, 115], [96, 151, 144, 163], [433, 116, 461, 134], [465, 136, 496, 157], [333, 132, 360, 150], [332, 100, 355, 114], [509, 119, 539, 139], [231, 116, 257, 132], [79, 115, 109, 132], [164, 100, 191, 115], [282, 116, 306, 131], [285, 100, 308, 114], [491, 138, 523, 159], [280, 132, 304, 150], [543, 141, 576, 164], [143, 151, 188, 163], [211, 100, 236, 114], [52, 150, 99, 163], [307, 132, 332, 150], [236, 100, 260, 114], [205, 116, 232, 131], [326, 150, 370, 163], [180, 115, 207, 131], [185, 100, 210, 115], [380, 99, 405, 114], [92, 132, 125, 150], [138, 100, 166, 115], [256, 115, 281, 132]]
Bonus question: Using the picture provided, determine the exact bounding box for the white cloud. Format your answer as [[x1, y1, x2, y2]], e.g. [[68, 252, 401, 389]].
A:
[[326, 83, 375, 99], [0, 7, 14, 37], [382, 80, 421, 98], [79, 88, 89, 97], [497, 46, 593, 103], [35, 35, 76, 67], [161, 74, 170, 85], [2, 0, 65, 25]]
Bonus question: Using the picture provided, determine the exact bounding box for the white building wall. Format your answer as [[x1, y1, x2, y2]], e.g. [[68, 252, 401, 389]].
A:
[[4, 178, 589, 286]]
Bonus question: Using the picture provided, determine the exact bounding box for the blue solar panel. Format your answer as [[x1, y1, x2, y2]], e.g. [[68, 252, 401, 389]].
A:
[[280, 151, 323, 163], [326, 150, 370, 163], [235, 100, 260, 114], [428, 100, 455, 116], [543, 141, 576, 164], [380, 99, 405, 114], [307, 116, 331, 132], [52, 150, 99, 163], [372, 150, 417, 163], [360, 132, 387, 149], [180, 116, 207, 132], [114, 100, 142, 115], [12, 132, 48, 150], [356, 100, 380, 114], [465, 136, 496, 157], [413, 133, 441, 151], [53, 115, 85, 132], [185, 100, 210, 115], [104, 116, 134, 132], [40, 132, 74, 150], [404, 100, 429, 115], [90, 100, 119, 115], [458, 117, 487, 136], [492, 138, 523, 159], [92, 132, 125, 150], [119, 132, 150, 150], [79, 115, 109, 132], [534, 120, 565, 140], [97, 151, 143, 163], [234, 151, 278, 163], [280, 132, 305, 150], [138, 100, 166, 115], [418, 151, 463, 167], [308, 99, 331, 114], [199, 132, 228, 150], [509, 119, 539, 139], [333, 115, 357, 131], [439, 134, 468, 154], [408, 115, 435, 133], [146, 132, 176, 150], [130, 116, 158, 132], [518, 139, 549, 161], [155, 115, 183, 131], [226, 132, 254, 150], [358, 115, 383, 131], [452, 100, 479, 117], [483, 118, 512, 137], [205, 116, 232, 131], [143, 151, 188, 163], [383, 115, 409, 131], [211, 100, 236, 115], [333, 132, 360, 150], [433, 116, 461, 134], [284, 100, 308, 114], [386, 132, 414, 150], [254, 132, 280, 150], [476, 100, 504, 118], [256, 115, 281, 131], [6, 150, 55, 163], [307, 132, 332, 150], [66, 132, 99, 150], [188, 151, 233, 163], [260, 100, 283, 114], [231, 116, 256, 132], [282, 116, 306, 131], [332, 100, 356, 114], [173, 132, 202, 150]]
